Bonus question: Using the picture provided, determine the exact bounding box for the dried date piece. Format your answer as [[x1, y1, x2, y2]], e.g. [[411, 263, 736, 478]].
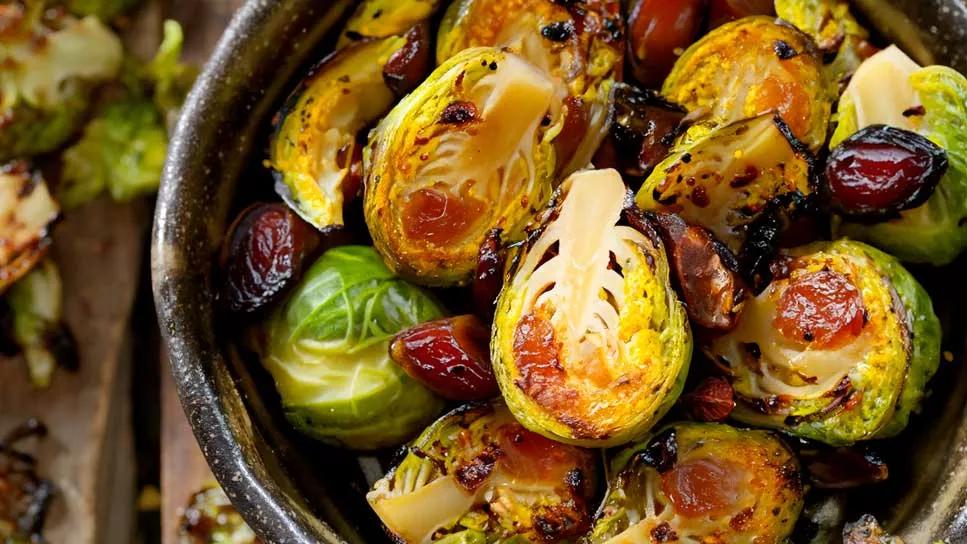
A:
[[707, 0, 775, 30], [635, 210, 746, 331], [824, 125, 947, 221], [219, 203, 322, 315], [595, 83, 687, 187], [472, 229, 506, 321], [382, 22, 433, 97], [801, 447, 888, 489], [390, 315, 499, 401], [626, 0, 706, 88], [682, 376, 735, 422]]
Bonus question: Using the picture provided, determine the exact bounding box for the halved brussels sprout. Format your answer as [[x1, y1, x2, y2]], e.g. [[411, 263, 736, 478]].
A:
[[830, 46, 967, 265], [270, 36, 408, 231], [663, 16, 830, 151], [365, 47, 559, 286], [8, 260, 77, 388], [0, 164, 60, 294], [636, 113, 813, 254], [261, 246, 445, 450], [590, 422, 804, 544], [436, 0, 623, 174], [492, 169, 691, 447], [178, 485, 259, 544], [709, 239, 941, 445], [0, 7, 122, 160], [338, 0, 441, 46], [775, 0, 871, 87], [367, 401, 599, 543]]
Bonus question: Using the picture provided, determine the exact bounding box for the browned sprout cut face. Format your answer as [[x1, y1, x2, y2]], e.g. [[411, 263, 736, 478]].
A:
[[270, 36, 409, 232], [436, 0, 624, 174], [367, 401, 598, 543], [493, 169, 691, 447], [0, 163, 60, 294], [364, 47, 559, 286], [589, 423, 804, 544], [662, 16, 830, 152], [636, 114, 812, 254]]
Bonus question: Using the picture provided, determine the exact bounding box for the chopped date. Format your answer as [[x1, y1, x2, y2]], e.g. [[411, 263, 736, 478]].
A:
[[383, 22, 432, 96], [801, 447, 889, 489], [823, 125, 948, 221], [626, 0, 705, 88], [219, 203, 322, 315], [643, 211, 746, 331], [472, 229, 506, 321], [390, 315, 499, 401]]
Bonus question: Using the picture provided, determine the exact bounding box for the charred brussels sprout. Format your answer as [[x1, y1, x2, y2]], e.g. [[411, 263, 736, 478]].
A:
[[367, 401, 598, 543], [774, 0, 871, 88], [0, 163, 60, 294], [364, 47, 559, 286], [0, 7, 122, 160], [178, 485, 259, 544], [492, 169, 691, 447], [709, 239, 941, 445], [830, 46, 967, 265], [270, 36, 409, 231], [636, 114, 813, 254], [589, 422, 804, 544], [436, 0, 624, 174], [663, 17, 830, 151], [7, 260, 77, 388], [338, 0, 441, 46], [261, 246, 445, 450]]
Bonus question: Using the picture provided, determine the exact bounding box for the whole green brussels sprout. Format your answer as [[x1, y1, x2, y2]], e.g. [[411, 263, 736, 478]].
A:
[[636, 113, 812, 254], [663, 16, 830, 152], [492, 169, 691, 447], [262, 246, 446, 450], [708, 239, 941, 445], [589, 422, 804, 544], [0, 162, 60, 294], [367, 401, 599, 543], [830, 46, 967, 265], [0, 8, 122, 161], [364, 47, 559, 286], [436, 0, 623, 174], [270, 35, 409, 232]]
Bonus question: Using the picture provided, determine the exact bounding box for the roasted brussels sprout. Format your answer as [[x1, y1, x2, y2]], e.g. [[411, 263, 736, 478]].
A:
[[270, 35, 414, 232], [261, 246, 445, 449], [0, 163, 60, 294], [830, 46, 967, 265], [0, 419, 55, 544], [775, 0, 871, 88], [492, 169, 691, 447], [365, 47, 559, 286], [178, 485, 259, 544], [663, 17, 830, 151], [7, 260, 78, 388], [709, 239, 941, 445], [367, 401, 599, 543], [589, 422, 804, 543], [0, 6, 122, 160], [338, 0, 441, 46], [436, 0, 623, 174], [636, 113, 813, 254]]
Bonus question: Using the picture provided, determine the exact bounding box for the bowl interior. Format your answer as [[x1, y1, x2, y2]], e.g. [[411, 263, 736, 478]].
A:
[[153, 1, 967, 542]]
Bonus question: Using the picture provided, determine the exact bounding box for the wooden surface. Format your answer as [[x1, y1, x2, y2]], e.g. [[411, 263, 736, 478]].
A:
[[159, 2, 244, 544], [0, 2, 244, 543], [0, 198, 149, 544]]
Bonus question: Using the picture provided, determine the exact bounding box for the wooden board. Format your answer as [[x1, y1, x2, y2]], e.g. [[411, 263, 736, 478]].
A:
[[0, 197, 149, 544]]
